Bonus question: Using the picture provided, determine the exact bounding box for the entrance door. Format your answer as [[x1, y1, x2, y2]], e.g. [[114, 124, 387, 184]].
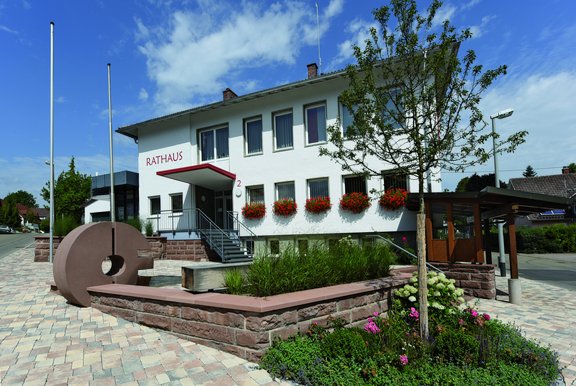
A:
[[214, 190, 233, 229]]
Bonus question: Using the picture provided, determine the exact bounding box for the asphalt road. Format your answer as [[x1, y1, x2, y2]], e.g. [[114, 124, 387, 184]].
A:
[[0, 232, 35, 259]]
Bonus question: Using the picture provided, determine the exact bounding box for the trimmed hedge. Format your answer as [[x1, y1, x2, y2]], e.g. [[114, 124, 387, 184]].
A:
[[516, 224, 576, 253]]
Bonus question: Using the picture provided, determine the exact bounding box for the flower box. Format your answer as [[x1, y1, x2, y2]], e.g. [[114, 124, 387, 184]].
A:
[[273, 199, 297, 216], [379, 188, 408, 210], [340, 192, 371, 213], [305, 196, 331, 214], [242, 202, 266, 220]]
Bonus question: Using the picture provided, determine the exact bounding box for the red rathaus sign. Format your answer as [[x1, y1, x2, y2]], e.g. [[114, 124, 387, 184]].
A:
[[145, 151, 183, 166]]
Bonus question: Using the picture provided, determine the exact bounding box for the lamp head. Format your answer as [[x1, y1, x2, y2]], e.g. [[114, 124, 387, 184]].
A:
[[490, 108, 514, 120]]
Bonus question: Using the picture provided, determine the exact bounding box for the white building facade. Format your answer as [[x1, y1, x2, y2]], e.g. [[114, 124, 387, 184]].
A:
[[118, 64, 441, 255]]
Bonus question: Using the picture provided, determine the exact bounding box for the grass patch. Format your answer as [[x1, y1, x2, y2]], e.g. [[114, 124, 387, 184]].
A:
[[224, 237, 397, 297]]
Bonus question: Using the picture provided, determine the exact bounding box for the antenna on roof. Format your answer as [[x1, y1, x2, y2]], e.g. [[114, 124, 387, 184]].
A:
[[316, 1, 322, 74]]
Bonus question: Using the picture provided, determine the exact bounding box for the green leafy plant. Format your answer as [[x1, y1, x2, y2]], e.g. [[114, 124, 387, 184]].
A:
[[223, 269, 245, 295], [53, 215, 78, 237], [144, 220, 154, 237], [125, 217, 143, 232]]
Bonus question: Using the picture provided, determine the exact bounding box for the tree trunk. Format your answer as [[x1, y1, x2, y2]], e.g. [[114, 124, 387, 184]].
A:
[[417, 185, 429, 340]]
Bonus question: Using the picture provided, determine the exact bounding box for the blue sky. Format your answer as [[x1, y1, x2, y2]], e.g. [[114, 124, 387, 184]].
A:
[[1, 0, 575, 205]]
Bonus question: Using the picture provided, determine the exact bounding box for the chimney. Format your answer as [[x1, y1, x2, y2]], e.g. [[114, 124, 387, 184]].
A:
[[562, 166, 570, 174], [307, 63, 318, 79], [223, 88, 238, 101]]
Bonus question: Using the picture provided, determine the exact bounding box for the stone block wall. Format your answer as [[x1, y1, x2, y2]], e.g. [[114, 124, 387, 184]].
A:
[[430, 263, 496, 299], [89, 277, 408, 361], [34, 236, 63, 262], [164, 240, 212, 261]]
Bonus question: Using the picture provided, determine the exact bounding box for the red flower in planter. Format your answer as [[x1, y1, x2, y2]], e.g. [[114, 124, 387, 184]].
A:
[[305, 196, 331, 214], [379, 188, 408, 211], [340, 192, 371, 213], [242, 202, 266, 220], [273, 199, 297, 216]]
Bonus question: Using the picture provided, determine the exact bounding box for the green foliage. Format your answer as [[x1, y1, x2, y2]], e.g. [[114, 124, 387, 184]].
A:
[[321, 327, 369, 363], [516, 224, 576, 253], [433, 329, 479, 365], [41, 157, 92, 224], [522, 165, 537, 177], [53, 215, 78, 237], [237, 239, 396, 297], [0, 202, 21, 229], [125, 217, 143, 232], [454, 173, 507, 192], [39, 218, 50, 232], [568, 162, 576, 173], [3, 190, 37, 208], [223, 269, 245, 295], [144, 220, 154, 237]]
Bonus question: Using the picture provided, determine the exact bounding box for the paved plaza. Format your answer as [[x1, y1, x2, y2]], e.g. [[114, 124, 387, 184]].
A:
[[0, 244, 574, 385]]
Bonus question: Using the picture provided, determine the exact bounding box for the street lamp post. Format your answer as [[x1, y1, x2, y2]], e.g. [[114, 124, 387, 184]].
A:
[[490, 108, 514, 277]]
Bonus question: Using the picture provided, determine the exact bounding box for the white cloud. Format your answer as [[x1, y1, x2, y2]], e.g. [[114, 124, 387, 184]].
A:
[[137, 0, 342, 113], [55, 96, 67, 104], [468, 15, 494, 39], [330, 18, 378, 69], [138, 88, 149, 102], [0, 25, 17, 34], [431, 4, 456, 29]]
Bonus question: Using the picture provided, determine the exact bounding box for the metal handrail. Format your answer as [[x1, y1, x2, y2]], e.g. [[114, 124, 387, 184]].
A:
[[372, 234, 442, 273], [226, 210, 257, 255], [147, 208, 194, 236], [196, 209, 227, 259]]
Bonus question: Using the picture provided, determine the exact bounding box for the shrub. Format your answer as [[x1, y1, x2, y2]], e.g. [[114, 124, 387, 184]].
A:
[[39, 218, 50, 232], [241, 202, 266, 220], [516, 224, 576, 253], [433, 329, 480, 365], [273, 198, 297, 216], [144, 220, 154, 237], [339, 192, 371, 213], [125, 217, 143, 232], [305, 196, 331, 214], [53, 215, 78, 236], [223, 269, 245, 295], [321, 327, 369, 363]]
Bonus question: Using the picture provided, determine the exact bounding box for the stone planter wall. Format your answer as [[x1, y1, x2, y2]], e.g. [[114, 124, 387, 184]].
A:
[[88, 276, 409, 362], [34, 235, 212, 262], [430, 263, 496, 299]]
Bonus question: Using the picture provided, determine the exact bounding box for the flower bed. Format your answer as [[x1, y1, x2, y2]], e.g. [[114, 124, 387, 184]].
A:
[[340, 192, 371, 213], [273, 198, 297, 216], [379, 188, 408, 210], [241, 202, 266, 220], [305, 196, 331, 214]]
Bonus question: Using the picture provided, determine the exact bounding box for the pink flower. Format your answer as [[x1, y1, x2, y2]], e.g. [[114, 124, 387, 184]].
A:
[[399, 354, 408, 366], [364, 320, 380, 334], [483, 313, 491, 321], [470, 309, 478, 318], [409, 307, 419, 320], [458, 319, 465, 326], [401, 236, 408, 243], [373, 311, 379, 317]]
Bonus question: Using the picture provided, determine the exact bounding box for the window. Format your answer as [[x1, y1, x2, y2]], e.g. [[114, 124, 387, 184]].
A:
[[343, 175, 367, 195], [298, 239, 309, 255], [200, 126, 229, 161], [170, 193, 183, 213], [149, 196, 160, 215], [244, 117, 263, 155], [340, 101, 358, 138], [274, 111, 293, 150], [305, 103, 327, 144], [275, 181, 295, 200], [381, 88, 403, 128], [382, 170, 408, 191], [269, 240, 280, 255], [246, 185, 264, 203], [307, 178, 329, 198]]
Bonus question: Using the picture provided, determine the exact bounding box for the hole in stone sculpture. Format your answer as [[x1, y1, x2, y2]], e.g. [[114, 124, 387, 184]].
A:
[[102, 255, 125, 276]]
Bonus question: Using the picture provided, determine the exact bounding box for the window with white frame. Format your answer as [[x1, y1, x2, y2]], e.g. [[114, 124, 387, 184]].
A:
[[149, 196, 160, 215], [170, 193, 183, 213], [244, 117, 263, 155], [246, 185, 264, 203], [305, 103, 327, 144], [273, 111, 293, 150], [199, 126, 229, 161], [381, 88, 403, 128], [382, 170, 408, 191], [339, 101, 358, 138], [343, 175, 367, 195], [307, 178, 329, 198], [275, 181, 295, 200]]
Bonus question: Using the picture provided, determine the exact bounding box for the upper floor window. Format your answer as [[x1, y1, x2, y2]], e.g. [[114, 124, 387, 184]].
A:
[[305, 103, 327, 145], [246, 185, 264, 204], [170, 193, 183, 213], [381, 88, 403, 128], [382, 170, 408, 191], [274, 111, 293, 150], [307, 178, 329, 198], [244, 117, 263, 155], [149, 196, 160, 215], [200, 126, 228, 161], [340, 101, 358, 138], [343, 175, 367, 195], [275, 181, 295, 200]]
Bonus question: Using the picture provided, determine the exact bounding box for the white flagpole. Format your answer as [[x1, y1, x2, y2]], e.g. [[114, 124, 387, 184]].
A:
[[107, 63, 116, 222], [49, 21, 55, 263]]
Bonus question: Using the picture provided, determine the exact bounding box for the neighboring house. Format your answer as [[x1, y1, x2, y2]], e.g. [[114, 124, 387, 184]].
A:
[[509, 166, 576, 225], [15, 204, 46, 231], [84, 171, 139, 223], [117, 63, 441, 257]]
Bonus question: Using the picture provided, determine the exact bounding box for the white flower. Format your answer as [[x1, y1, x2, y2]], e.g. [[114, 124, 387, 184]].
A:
[[447, 284, 455, 291], [408, 296, 416, 302], [457, 297, 465, 303], [450, 279, 456, 284], [429, 271, 438, 277], [409, 286, 418, 294], [410, 276, 418, 283], [438, 273, 446, 280], [434, 291, 441, 297], [428, 277, 438, 285], [455, 288, 464, 296], [436, 283, 445, 290]]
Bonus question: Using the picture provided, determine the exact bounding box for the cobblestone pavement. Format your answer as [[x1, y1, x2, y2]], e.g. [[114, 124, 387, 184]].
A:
[[0, 246, 285, 386], [474, 274, 576, 385], [1, 245, 575, 385]]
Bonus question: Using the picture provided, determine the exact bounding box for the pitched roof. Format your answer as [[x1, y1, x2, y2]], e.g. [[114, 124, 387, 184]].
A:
[[509, 173, 576, 198]]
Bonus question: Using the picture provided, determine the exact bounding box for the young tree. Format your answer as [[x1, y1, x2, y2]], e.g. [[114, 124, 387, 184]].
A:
[[522, 165, 537, 178], [455, 173, 507, 192], [320, 0, 526, 339], [0, 202, 21, 229], [41, 157, 92, 224], [567, 163, 576, 173]]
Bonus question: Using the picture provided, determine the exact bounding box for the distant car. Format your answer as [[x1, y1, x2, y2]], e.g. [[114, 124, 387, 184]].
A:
[[0, 224, 13, 234]]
